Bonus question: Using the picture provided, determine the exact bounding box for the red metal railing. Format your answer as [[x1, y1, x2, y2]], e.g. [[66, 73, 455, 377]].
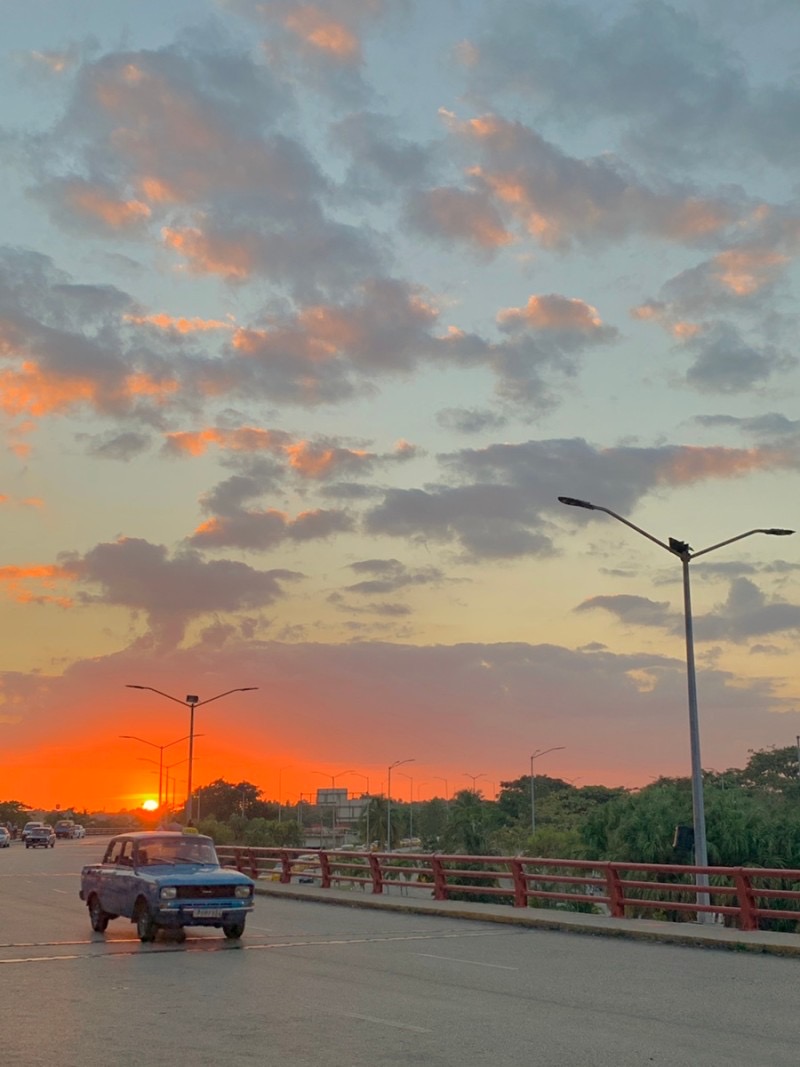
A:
[[215, 846, 800, 932]]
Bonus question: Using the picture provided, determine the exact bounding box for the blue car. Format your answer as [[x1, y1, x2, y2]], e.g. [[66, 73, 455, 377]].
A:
[[79, 831, 255, 942]]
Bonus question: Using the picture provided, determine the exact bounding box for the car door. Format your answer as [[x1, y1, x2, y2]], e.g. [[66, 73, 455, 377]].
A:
[[99, 838, 127, 916]]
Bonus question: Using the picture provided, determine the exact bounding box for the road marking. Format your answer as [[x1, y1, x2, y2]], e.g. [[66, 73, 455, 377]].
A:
[[417, 953, 518, 970], [0, 928, 502, 965], [337, 1012, 431, 1034]]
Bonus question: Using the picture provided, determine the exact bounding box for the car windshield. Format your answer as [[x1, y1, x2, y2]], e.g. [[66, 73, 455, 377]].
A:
[[136, 837, 217, 867]]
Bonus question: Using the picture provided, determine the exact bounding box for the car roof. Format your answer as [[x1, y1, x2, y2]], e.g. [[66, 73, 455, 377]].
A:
[[110, 831, 213, 843]]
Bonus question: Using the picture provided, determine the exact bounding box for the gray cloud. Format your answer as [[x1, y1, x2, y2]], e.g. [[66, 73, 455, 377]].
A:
[[59, 536, 302, 647], [363, 436, 800, 561], [470, 0, 800, 172], [683, 323, 795, 394]]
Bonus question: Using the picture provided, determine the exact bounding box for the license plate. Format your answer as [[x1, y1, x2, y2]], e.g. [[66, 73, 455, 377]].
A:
[[192, 908, 224, 918]]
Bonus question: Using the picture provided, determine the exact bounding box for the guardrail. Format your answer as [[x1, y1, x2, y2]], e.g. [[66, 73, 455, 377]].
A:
[[215, 846, 800, 933]]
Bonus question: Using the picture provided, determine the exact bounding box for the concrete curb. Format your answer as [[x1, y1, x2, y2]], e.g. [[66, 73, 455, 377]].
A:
[[254, 882, 800, 958]]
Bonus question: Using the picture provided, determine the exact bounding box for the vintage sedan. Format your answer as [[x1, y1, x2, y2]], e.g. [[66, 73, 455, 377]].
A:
[[26, 825, 56, 848], [0, 827, 10, 848], [79, 831, 255, 942]]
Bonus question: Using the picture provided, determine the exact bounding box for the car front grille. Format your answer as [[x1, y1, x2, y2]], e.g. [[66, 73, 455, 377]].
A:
[[174, 884, 242, 899]]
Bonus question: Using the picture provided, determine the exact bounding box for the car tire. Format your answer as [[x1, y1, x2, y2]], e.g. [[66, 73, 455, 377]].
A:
[[88, 894, 110, 933], [223, 920, 246, 939], [135, 901, 158, 943]]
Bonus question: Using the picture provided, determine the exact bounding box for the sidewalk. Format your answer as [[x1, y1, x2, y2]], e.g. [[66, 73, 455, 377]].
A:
[[254, 879, 800, 957]]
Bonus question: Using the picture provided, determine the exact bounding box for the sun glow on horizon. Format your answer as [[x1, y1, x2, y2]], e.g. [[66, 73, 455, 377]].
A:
[[141, 798, 159, 811]]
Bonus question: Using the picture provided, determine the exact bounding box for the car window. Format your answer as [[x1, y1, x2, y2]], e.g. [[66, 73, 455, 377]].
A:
[[104, 839, 125, 865]]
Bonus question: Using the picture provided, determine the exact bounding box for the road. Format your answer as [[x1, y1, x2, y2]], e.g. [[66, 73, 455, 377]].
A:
[[1, 837, 799, 1066]]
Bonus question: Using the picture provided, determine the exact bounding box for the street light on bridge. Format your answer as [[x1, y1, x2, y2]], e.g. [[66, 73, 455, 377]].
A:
[[125, 685, 258, 822], [559, 494, 793, 917]]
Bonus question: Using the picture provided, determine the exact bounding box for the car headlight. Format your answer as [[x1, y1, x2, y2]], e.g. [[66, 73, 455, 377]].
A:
[[234, 885, 253, 898], [160, 886, 177, 900]]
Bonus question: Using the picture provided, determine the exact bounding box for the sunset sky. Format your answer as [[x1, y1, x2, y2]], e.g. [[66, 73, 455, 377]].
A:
[[2, 0, 800, 813]]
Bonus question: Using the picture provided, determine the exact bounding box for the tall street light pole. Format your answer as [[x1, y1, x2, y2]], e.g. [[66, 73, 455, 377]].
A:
[[559, 495, 793, 917], [398, 772, 415, 840], [530, 746, 566, 834], [463, 772, 486, 793], [125, 685, 258, 823], [119, 733, 195, 809], [432, 776, 449, 800], [348, 772, 371, 847], [387, 758, 414, 852]]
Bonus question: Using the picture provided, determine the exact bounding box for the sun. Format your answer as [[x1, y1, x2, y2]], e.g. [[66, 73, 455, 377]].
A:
[[142, 799, 159, 812]]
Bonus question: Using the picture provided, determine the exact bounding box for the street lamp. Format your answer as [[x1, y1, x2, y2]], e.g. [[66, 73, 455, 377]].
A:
[[387, 758, 414, 852], [530, 747, 566, 834], [559, 494, 793, 916], [348, 773, 371, 847], [432, 776, 449, 800], [463, 772, 486, 793], [125, 685, 258, 822], [120, 733, 196, 809], [398, 771, 415, 840]]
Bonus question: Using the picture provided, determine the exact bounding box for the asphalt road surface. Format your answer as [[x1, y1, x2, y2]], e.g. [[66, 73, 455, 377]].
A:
[[1, 837, 799, 1066]]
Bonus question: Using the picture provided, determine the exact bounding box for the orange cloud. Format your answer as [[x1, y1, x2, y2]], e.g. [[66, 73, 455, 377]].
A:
[[712, 249, 789, 296], [415, 188, 512, 249], [164, 427, 289, 457], [0, 563, 74, 606], [0, 363, 98, 416], [655, 445, 794, 485], [284, 441, 369, 477], [498, 294, 604, 332], [0, 362, 177, 418], [284, 6, 361, 61], [64, 181, 151, 229], [124, 312, 234, 334], [630, 302, 702, 339], [162, 226, 256, 280]]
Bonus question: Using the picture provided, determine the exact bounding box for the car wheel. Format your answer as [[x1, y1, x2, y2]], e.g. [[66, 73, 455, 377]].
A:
[[135, 901, 158, 943], [223, 920, 246, 939], [88, 894, 110, 933]]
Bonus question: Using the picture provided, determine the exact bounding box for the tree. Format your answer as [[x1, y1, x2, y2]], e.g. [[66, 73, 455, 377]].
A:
[[194, 779, 262, 822]]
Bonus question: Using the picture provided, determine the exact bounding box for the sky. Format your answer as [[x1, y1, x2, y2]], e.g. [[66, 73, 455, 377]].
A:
[[2, 0, 800, 813]]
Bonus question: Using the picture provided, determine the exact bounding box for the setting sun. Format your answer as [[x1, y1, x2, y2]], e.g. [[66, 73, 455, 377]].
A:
[[142, 799, 159, 811]]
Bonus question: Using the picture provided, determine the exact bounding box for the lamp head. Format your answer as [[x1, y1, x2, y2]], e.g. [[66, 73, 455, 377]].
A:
[[558, 496, 596, 510], [763, 528, 794, 536]]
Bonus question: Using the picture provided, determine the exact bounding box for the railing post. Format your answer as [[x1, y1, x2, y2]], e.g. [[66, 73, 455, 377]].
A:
[[247, 848, 259, 880], [431, 854, 448, 901], [319, 850, 331, 889], [509, 857, 528, 908], [368, 852, 383, 894], [278, 849, 291, 884], [733, 869, 758, 931], [605, 863, 625, 918]]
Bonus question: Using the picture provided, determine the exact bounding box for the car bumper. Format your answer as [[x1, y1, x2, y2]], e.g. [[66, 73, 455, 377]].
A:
[[155, 901, 254, 928]]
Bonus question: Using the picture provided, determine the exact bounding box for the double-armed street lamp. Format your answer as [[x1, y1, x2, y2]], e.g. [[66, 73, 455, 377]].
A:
[[559, 494, 793, 916], [387, 758, 414, 852], [125, 685, 258, 822], [463, 771, 486, 793], [530, 747, 566, 834], [120, 732, 196, 809]]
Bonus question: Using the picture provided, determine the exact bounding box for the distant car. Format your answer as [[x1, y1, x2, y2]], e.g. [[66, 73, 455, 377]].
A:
[[21, 821, 45, 842], [79, 831, 255, 942], [26, 825, 56, 848], [55, 820, 76, 839], [0, 827, 10, 848], [72, 824, 86, 839]]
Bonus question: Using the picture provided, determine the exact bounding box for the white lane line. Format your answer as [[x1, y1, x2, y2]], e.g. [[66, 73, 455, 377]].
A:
[[417, 953, 518, 970], [338, 1012, 431, 1034]]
